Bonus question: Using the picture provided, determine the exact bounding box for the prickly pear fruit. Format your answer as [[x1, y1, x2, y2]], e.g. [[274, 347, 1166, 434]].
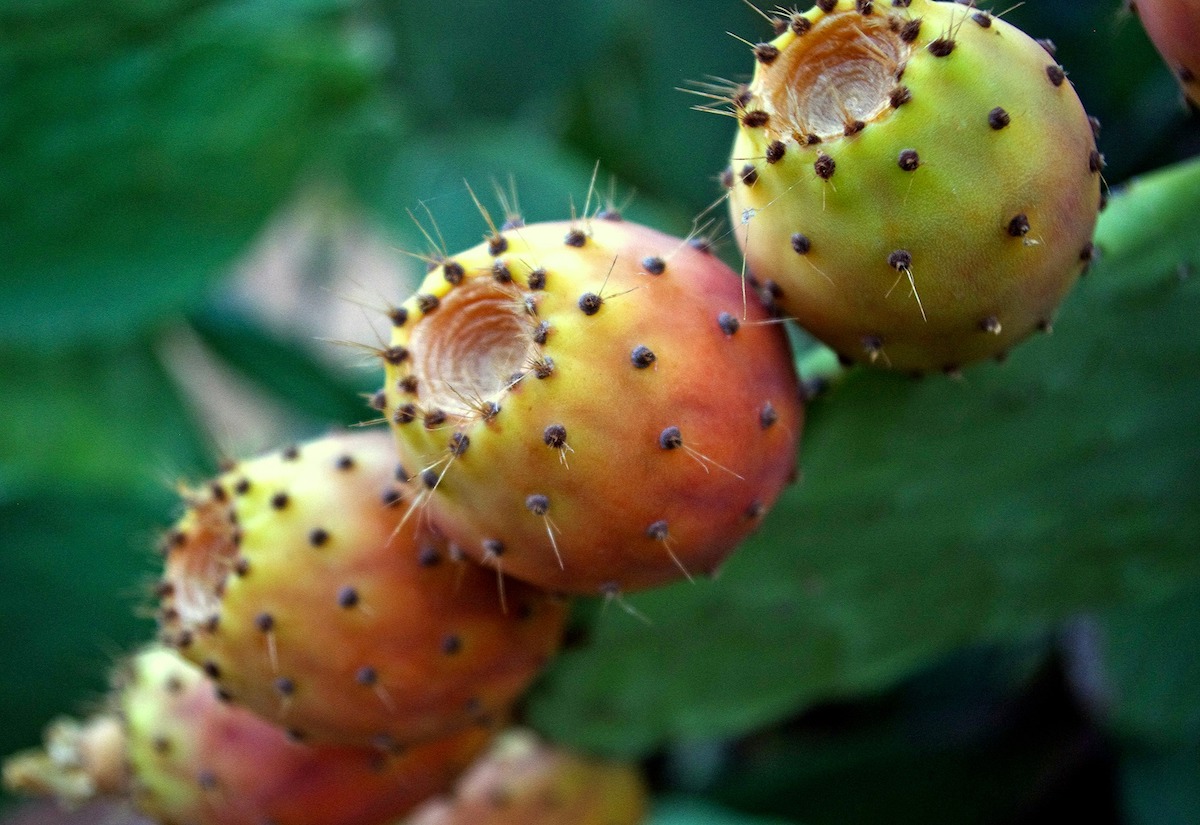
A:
[[0, 647, 494, 825], [723, 0, 1102, 373], [1130, 0, 1200, 106], [382, 217, 802, 595], [404, 729, 648, 825], [156, 431, 567, 747]]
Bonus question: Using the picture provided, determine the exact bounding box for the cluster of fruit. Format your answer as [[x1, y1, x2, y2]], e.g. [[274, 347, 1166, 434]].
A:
[[10, 0, 1194, 821], [1, 428, 655, 825]]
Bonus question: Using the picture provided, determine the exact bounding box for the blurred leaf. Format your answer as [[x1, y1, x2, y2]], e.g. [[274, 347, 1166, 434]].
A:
[[0, 339, 211, 499], [347, 119, 694, 259], [650, 798, 801, 825], [1120, 742, 1200, 825], [560, 0, 764, 212], [527, 157, 1200, 756], [366, 0, 611, 124], [0, 0, 382, 348], [558, 1, 1195, 222], [190, 305, 379, 427], [0, 490, 171, 778], [1096, 582, 1200, 746]]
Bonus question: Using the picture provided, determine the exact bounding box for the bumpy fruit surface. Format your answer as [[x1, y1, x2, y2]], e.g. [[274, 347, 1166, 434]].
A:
[[113, 647, 491, 825], [726, 0, 1102, 372], [405, 729, 648, 825], [1131, 0, 1200, 105], [382, 218, 802, 595], [157, 431, 566, 747]]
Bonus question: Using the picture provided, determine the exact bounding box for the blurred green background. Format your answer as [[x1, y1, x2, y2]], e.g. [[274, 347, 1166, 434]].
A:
[[2, 0, 1199, 822]]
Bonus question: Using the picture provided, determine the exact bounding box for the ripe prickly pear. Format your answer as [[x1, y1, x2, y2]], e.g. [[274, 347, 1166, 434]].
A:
[[156, 431, 567, 747], [382, 217, 802, 595], [1129, 0, 1200, 106], [404, 729, 648, 825], [723, 0, 1102, 373], [4, 647, 494, 825]]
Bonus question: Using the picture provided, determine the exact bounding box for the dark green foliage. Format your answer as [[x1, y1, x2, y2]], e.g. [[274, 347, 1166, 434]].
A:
[[0, 0, 381, 349], [0, 341, 210, 498], [0, 491, 172, 779], [650, 799, 802, 825], [693, 641, 1120, 824], [347, 122, 695, 263], [1121, 743, 1200, 825], [1096, 581, 1200, 747]]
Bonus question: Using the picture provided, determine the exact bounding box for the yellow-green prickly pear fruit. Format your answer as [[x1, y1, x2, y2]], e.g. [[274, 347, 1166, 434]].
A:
[[725, 0, 1102, 373]]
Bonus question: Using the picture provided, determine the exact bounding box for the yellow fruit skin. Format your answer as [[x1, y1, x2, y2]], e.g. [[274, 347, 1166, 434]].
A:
[[158, 431, 566, 747], [385, 219, 802, 595], [122, 647, 495, 825], [729, 0, 1101, 372]]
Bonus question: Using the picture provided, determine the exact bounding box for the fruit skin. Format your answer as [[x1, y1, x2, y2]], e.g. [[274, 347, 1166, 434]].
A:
[[726, 0, 1102, 373], [404, 729, 648, 825], [120, 648, 492, 825], [1130, 0, 1200, 105], [47, 647, 491, 825], [383, 218, 803, 595], [156, 430, 566, 747]]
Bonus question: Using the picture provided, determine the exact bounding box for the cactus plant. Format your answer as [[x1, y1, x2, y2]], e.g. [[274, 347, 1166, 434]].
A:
[[382, 217, 802, 595], [156, 431, 567, 747], [3, 2, 1199, 824], [722, 0, 1101, 373]]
